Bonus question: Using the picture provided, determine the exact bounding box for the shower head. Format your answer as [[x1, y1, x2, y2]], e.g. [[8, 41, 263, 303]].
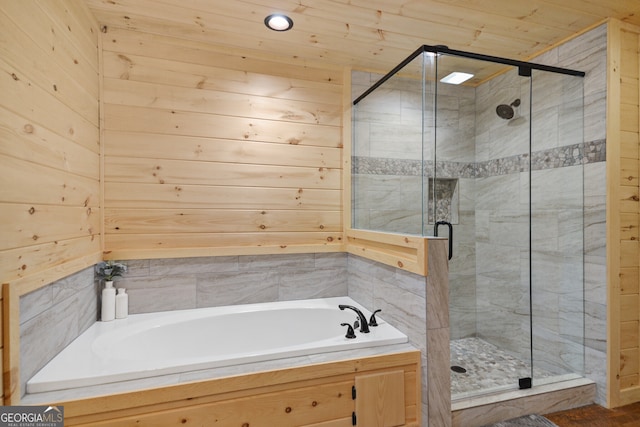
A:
[[496, 104, 515, 120], [496, 98, 521, 120]]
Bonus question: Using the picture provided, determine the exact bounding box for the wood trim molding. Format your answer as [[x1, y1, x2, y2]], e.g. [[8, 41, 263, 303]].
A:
[[345, 228, 429, 276]]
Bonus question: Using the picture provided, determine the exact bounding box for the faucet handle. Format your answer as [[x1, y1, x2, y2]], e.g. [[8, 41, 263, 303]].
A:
[[369, 309, 382, 327], [340, 323, 356, 339]]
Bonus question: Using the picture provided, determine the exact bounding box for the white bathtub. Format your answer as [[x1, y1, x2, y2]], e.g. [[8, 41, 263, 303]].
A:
[[27, 297, 407, 394]]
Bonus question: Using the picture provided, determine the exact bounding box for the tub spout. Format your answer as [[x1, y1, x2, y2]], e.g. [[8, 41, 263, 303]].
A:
[[338, 305, 370, 333]]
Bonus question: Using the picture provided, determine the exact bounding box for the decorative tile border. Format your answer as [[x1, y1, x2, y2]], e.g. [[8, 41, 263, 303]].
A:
[[353, 139, 605, 178], [352, 157, 423, 176]]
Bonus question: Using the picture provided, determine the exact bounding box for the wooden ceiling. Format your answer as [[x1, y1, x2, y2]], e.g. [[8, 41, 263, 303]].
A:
[[86, 0, 640, 75]]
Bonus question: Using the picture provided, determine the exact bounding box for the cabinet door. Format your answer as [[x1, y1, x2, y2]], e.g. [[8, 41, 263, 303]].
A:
[[80, 380, 354, 427], [355, 370, 405, 427]]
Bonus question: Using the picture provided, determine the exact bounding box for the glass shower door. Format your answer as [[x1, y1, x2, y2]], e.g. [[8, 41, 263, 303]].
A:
[[435, 53, 535, 398]]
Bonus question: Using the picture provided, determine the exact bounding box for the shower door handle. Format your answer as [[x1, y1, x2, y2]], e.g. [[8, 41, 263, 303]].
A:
[[434, 221, 453, 260]]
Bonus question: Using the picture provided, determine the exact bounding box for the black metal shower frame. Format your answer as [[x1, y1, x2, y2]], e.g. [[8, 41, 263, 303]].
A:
[[352, 44, 586, 105], [351, 43, 587, 390]]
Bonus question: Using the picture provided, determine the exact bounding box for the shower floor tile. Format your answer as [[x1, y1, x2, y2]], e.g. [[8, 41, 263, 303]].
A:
[[450, 337, 554, 398]]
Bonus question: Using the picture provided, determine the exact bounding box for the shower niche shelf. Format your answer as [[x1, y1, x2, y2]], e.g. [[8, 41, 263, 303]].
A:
[[428, 177, 459, 225]]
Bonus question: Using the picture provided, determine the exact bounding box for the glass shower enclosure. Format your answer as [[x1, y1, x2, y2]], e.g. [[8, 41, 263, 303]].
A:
[[352, 45, 585, 400]]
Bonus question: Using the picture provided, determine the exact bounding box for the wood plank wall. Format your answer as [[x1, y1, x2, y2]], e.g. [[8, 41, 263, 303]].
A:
[[608, 19, 640, 408], [0, 0, 101, 403], [0, 0, 101, 288], [100, 28, 345, 260]]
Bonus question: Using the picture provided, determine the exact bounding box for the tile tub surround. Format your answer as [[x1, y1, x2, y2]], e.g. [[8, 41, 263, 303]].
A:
[[19, 266, 99, 397], [114, 253, 348, 314]]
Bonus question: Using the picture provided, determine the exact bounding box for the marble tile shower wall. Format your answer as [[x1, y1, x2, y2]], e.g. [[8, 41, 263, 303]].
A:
[[356, 65, 476, 337], [473, 53, 585, 375], [352, 71, 426, 236], [534, 24, 608, 405]]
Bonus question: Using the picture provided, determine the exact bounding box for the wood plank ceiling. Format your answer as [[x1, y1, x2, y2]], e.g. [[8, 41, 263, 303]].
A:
[[86, 0, 640, 76]]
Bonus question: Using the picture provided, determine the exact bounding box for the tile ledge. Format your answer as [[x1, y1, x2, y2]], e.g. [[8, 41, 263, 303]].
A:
[[452, 377, 595, 411]]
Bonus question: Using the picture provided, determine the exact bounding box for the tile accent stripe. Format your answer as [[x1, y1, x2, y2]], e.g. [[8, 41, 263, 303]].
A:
[[353, 139, 605, 178]]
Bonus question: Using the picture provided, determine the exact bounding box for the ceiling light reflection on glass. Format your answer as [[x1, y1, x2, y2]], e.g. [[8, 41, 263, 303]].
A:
[[264, 14, 293, 31], [440, 72, 474, 85]]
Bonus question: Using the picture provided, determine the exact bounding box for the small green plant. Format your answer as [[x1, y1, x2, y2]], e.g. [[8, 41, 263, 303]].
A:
[[95, 261, 127, 281]]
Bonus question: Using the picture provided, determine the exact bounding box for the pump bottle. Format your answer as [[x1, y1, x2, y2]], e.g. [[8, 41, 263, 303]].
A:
[[116, 288, 128, 319], [101, 281, 116, 321]]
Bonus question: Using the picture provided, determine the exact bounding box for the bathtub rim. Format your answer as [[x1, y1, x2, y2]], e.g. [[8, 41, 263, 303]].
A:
[[26, 296, 409, 395], [23, 342, 419, 405]]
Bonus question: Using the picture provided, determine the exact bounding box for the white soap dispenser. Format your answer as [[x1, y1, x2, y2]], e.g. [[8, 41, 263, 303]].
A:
[[115, 288, 129, 319], [101, 281, 116, 321]]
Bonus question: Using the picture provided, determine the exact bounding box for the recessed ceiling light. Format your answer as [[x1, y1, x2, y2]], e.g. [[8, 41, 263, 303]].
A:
[[440, 72, 474, 85], [264, 14, 293, 32]]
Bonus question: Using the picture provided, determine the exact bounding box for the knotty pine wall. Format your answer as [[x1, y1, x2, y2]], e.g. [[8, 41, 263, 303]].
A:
[[0, 2, 101, 302], [0, 1, 101, 402], [609, 19, 640, 408], [101, 28, 344, 260]]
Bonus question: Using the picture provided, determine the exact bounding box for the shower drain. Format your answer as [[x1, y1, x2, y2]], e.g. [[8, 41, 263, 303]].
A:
[[450, 365, 467, 374]]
